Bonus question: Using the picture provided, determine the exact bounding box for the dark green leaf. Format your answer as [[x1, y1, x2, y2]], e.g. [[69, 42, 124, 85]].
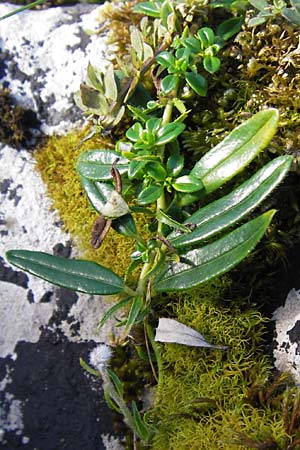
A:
[[128, 160, 147, 179], [138, 184, 164, 205], [185, 72, 207, 96], [191, 109, 279, 193], [203, 55, 221, 74], [197, 27, 215, 47], [107, 368, 124, 397], [216, 17, 243, 41], [125, 296, 144, 334], [112, 214, 138, 239], [154, 210, 276, 291], [146, 162, 167, 181], [167, 154, 184, 177], [172, 175, 204, 193], [156, 51, 176, 68], [132, 401, 151, 441], [169, 156, 292, 248], [98, 297, 133, 329], [157, 122, 185, 145], [6, 250, 125, 295], [161, 74, 180, 94], [76, 150, 128, 181], [157, 209, 191, 232], [183, 37, 201, 53]]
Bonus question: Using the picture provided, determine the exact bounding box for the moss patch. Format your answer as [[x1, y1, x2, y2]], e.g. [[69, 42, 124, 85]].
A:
[[151, 281, 296, 450]]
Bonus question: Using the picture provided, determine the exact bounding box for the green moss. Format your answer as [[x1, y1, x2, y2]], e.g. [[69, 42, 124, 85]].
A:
[[151, 281, 297, 450], [34, 130, 148, 278]]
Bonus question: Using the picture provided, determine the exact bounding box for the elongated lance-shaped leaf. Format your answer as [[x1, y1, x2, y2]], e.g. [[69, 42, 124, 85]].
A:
[[124, 296, 144, 336], [191, 109, 279, 194], [6, 250, 125, 295], [169, 155, 292, 249], [98, 297, 133, 330], [76, 149, 129, 181], [153, 210, 276, 292]]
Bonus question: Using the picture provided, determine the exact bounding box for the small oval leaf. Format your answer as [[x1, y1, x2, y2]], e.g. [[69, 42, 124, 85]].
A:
[[172, 175, 204, 193], [138, 184, 163, 205]]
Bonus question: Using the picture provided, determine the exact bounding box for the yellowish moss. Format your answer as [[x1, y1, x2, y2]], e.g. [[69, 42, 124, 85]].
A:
[[151, 281, 294, 450], [34, 130, 148, 278]]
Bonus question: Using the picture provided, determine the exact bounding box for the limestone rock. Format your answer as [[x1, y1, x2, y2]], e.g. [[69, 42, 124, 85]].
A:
[[272, 288, 300, 383], [0, 4, 124, 449]]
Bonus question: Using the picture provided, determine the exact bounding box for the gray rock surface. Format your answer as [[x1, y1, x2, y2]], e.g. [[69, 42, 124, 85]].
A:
[[272, 288, 300, 383], [0, 4, 124, 449]]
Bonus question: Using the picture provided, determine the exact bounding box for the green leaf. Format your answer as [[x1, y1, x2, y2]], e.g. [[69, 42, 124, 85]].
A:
[[81, 177, 114, 214], [146, 162, 167, 181], [80, 358, 100, 376], [157, 209, 192, 233], [104, 64, 118, 102], [167, 154, 184, 177], [98, 297, 133, 329], [161, 0, 174, 28], [156, 122, 185, 145], [0, 0, 47, 22], [128, 160, 147, 179], [169, 156, 292, 248], [248, 0, 269, 10], [138, 184, 164, 205], [183, 37, 201, 53], [154, 210, 276, 292], [197, 27, 215, 47], [76, 150, 129, 181], [191, 109, 279, 194], [281, 7, 300, 25], [133, 2, 161, 17], [248, 16, 268, 26], [216, 17, 243, 41], [107, 368, 124, 397], [6, 250, 125, 295], [156, 51, 176, 68], [125, 296, 144, 335], [172, 175, 204, 193], [161, 74, 180, 94], [79, 84, 109, 114], [87, 63, 103, 91], [185, 72, 207, 96], [132, 401, 151, 441], [112, 214, 138, 239], [126, 122, 143, 142], [203, 55, 221, 74]]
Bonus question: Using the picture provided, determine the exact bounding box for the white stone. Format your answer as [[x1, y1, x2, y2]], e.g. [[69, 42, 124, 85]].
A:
[[0, 3, 115, 135], [272, 288, 300, 383]]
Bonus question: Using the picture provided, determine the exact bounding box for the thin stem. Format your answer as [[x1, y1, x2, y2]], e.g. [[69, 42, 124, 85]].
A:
[[0, 0, 48, 21]]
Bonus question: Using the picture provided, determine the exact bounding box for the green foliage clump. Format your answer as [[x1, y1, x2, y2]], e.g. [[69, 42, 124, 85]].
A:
[[34, 131, 148, 277], [151, 283, 293, 450]]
